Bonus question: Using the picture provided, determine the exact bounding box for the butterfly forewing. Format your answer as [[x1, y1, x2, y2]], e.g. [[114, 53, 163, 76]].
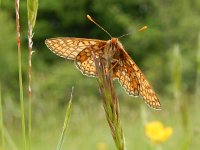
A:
[[45, 37, 105, 60]]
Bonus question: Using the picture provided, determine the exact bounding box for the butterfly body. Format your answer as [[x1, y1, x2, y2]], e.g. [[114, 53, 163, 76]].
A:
[[45, 37, 161, 110]]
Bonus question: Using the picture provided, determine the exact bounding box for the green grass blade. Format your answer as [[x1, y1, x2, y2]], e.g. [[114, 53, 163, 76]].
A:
[[4, 128, 18, 150], [172, 44, 182, 99], [56, 87, 74, 150], [0, 84, 5, 148], [195, 33, 200, 100]]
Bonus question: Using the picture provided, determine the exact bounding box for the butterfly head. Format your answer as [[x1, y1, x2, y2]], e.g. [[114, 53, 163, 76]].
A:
[[111, 38, 118, 45], [108, 38, 124, 53]]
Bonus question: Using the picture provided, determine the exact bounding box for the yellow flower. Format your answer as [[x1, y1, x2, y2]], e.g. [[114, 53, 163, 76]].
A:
[[145, 121, 173, 144], [97, 142, 107, 150]]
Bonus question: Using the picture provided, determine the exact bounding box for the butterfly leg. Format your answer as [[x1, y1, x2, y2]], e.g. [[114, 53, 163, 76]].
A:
[[105, 59, 119, 75]]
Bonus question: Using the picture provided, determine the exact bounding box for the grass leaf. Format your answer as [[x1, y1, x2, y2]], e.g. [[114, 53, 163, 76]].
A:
[[56, 87, 74, 150], [27, 0, 38, 28], [0, 84, 5, 148]]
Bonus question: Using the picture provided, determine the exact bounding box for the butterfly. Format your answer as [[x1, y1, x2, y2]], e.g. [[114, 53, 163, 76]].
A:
[[45, 15, 161, 110]]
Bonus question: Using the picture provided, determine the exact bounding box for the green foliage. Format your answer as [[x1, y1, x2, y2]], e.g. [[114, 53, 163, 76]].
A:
[[0, 12, 19, 94]]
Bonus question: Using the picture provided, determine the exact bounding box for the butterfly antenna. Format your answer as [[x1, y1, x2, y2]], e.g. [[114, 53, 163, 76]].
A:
[[87, 15, 112, 38], [118, 26, 148, 39]]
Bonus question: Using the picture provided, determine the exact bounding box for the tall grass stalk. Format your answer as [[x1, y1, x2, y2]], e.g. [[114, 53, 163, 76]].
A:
[[92, 52, 126, 150], [171, 44, 189, 150], [56, 87, 73, 150], [15, 0, 26, 149], [0, 84, 5, 148], [171, 44, 182, 101], [27, 0, 38, 149], [195, 33, 200, 101]]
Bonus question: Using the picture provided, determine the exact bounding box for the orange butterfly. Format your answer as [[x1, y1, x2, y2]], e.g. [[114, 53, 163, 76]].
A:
[[45, 15, 161, 110]]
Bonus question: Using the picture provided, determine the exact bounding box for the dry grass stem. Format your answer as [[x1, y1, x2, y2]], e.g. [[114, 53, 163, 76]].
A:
[[92, 52, 126, 150]]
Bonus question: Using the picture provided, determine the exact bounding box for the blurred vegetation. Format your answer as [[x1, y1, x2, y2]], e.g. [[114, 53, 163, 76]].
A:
[[0, 0, 200, 149]]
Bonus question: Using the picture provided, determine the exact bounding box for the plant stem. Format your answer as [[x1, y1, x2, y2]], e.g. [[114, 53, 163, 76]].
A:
[[15, 0, 26, 149], [92, 52, 126, 150], [27, 24, 33, 150], [195, 33, 200, 101], [27, 0, 38, 149]]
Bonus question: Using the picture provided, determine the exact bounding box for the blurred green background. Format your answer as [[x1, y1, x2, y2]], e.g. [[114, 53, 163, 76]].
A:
[[0, 0, 200, 149]]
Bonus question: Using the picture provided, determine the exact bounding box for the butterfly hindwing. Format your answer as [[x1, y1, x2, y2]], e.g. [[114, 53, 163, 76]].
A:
[[75, 41, 107, 76], [113, 59, 140, 97]]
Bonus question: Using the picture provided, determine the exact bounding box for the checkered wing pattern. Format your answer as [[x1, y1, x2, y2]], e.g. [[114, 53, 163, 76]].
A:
[[113, 59, 140, 97], [114, 49, 161, 110], [45, 37, 105, 60], [75, 42, 107, 76]]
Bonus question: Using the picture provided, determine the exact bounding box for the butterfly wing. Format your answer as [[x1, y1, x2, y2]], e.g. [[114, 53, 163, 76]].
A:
[[113, 59, 140, 97], [75, 41, 107, 77], [45, 37, 105, 60], [113, 49, 161, 110]]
